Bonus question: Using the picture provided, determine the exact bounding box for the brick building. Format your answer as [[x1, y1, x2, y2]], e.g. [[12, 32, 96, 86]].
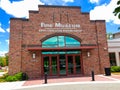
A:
[[9, 5, 110, 79]]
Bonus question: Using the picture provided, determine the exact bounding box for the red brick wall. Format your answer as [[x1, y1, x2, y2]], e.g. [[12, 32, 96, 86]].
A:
[[95, 21, 110, 73], [9, 5, 110, 78], [9, 19, 22, 75]]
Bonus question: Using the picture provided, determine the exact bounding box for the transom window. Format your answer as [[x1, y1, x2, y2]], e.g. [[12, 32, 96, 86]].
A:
[[42, 36, 80, 48]]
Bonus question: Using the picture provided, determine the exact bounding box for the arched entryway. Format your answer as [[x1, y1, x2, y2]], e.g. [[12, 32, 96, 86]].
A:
[[41, 35, 83, 76]]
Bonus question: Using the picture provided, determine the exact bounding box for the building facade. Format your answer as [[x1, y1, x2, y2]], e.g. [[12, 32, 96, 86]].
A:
[[9, 5, 110, 79], [108, 32, 120, 66]]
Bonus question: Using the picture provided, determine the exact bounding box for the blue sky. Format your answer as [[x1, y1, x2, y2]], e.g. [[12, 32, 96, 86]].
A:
[[0, 0, 120, 56]]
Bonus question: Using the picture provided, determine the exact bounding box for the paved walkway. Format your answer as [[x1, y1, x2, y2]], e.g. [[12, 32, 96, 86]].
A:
[[0, 81, 25, 90], [0, 74, 120, 90], [23, 75, 120, 86]]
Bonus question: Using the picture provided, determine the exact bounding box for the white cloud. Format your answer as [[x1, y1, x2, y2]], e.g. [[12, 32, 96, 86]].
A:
[[0, 23, 5, 33], [5, 40, 9, 45], [0, 51, 8, 56], [6, 28, 10, 33], [62, 0, 74, 3], [0, 0, 44, 18], [89, 0, 99, 4], [0, 0, 75, 17], [90, 0, 120, 24]]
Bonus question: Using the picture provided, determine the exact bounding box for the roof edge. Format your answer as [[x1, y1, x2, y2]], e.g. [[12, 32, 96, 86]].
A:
[[38, 5, 81, 8]]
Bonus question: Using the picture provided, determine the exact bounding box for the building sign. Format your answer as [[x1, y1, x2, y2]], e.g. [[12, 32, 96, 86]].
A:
[[40, 22, 80, 28], [39, 22, 82, 32]]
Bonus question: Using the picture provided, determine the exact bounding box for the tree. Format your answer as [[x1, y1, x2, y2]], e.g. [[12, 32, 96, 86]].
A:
[[113, 0, 120, 19], [107, 33, 113, 40], [0, 56, 9, 67], [113, 0, 120, 30]]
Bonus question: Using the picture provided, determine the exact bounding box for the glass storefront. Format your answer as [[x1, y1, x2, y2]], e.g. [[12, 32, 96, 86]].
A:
[[42, 35, 82, 76], [43, 54, 82, 76]]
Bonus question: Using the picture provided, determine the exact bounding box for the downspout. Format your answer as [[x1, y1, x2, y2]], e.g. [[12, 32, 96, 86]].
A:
[[21, 19, 23, 72], [95, 21, 101, 73]]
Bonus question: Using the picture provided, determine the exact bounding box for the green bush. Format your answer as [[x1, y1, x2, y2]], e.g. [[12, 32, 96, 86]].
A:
[[5, 72, 28, 82], [111, 66, 120, 72], [6, 76, 18, 82], [14, 72, 23, 81], [0, 78, 6, 82]]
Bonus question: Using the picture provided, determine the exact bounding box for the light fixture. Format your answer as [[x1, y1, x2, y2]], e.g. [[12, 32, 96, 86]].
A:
[[87, 51, 90, 57], [104, 47, 107, 50], [32, 53, 36, 59]]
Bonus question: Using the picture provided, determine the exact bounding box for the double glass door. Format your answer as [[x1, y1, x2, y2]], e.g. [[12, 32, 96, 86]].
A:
[[67, 55, 81, 74], [42, 54, 82, 76], [43, 55, 58, 76]]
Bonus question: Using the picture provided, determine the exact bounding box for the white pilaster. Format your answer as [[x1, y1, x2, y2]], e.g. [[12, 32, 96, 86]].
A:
[[115, 52, 120, 66]]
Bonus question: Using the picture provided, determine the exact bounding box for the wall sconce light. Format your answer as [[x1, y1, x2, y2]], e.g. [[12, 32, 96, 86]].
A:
[[104, 47, 107, 51], [32, 53, 36, 59], [87, 51, 90, 57]]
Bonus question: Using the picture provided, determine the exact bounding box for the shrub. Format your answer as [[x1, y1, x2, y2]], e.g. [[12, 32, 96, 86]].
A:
[[0, 78, 6, 82], [6, 76, 18, 82], [14, 72, 23, 81], [5, 72, 28, 82], [111, 66, 120, 72]]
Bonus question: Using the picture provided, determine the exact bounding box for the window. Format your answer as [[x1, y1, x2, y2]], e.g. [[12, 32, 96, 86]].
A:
[[109, 53, 117, 66], [42, 36, 80, 48]]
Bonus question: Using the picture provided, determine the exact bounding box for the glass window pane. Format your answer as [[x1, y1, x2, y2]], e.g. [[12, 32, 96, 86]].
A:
[[66, 36, 80, 47], [58, 36, 65, 47], [43, 56, 50, 74], [59, 54, 66, 75], [42, 36, 80, 48], [109, 53, 117, 66], [75, 56, 81, 74], [42, 36, 58, 47], [42, 51, 81, 54], [68, 56, 74, 74], [51, 56, 57, 75]]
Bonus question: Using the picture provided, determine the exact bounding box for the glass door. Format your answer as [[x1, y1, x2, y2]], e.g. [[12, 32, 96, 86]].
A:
[[51, 56, 58, 75], [66, 55, 81, 75], [59, 54, 66, 75], [43, 56, 50, 75], [75, 55, 81, 74], [67, 56, 74, 74], [43, 55, 58, 76]]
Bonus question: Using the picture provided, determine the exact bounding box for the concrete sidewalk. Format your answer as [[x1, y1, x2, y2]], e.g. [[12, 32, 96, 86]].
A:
[[13, 81, 120, 90], [0, 72, 25, 90], [0, 74, 120, 90], [0, 81, 25, 90]]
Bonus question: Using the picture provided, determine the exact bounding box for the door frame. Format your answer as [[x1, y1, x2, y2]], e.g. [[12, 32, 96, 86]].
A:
[[66, 54, 83, 76], [41, 54, 59, 76], [41, 54, 83, 76]]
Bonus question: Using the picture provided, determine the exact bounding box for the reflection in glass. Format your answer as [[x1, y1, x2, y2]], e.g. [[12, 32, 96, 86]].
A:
[[42, 36, 58, 48], [75, 56, 81, 74], [42, 51, 80, 54], [58, 36, 65, 47], [51, 56, 57, 75], [66, 36, 80, 47], [59, 55, 66, 75], [43, 56, 50, 74], [68, 56, 74, 74], [42, 36, 80, 48]]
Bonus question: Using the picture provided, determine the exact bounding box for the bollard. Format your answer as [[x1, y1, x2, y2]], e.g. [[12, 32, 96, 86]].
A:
[[44, 73, 47, 84], [91, 70, 95, 81]]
